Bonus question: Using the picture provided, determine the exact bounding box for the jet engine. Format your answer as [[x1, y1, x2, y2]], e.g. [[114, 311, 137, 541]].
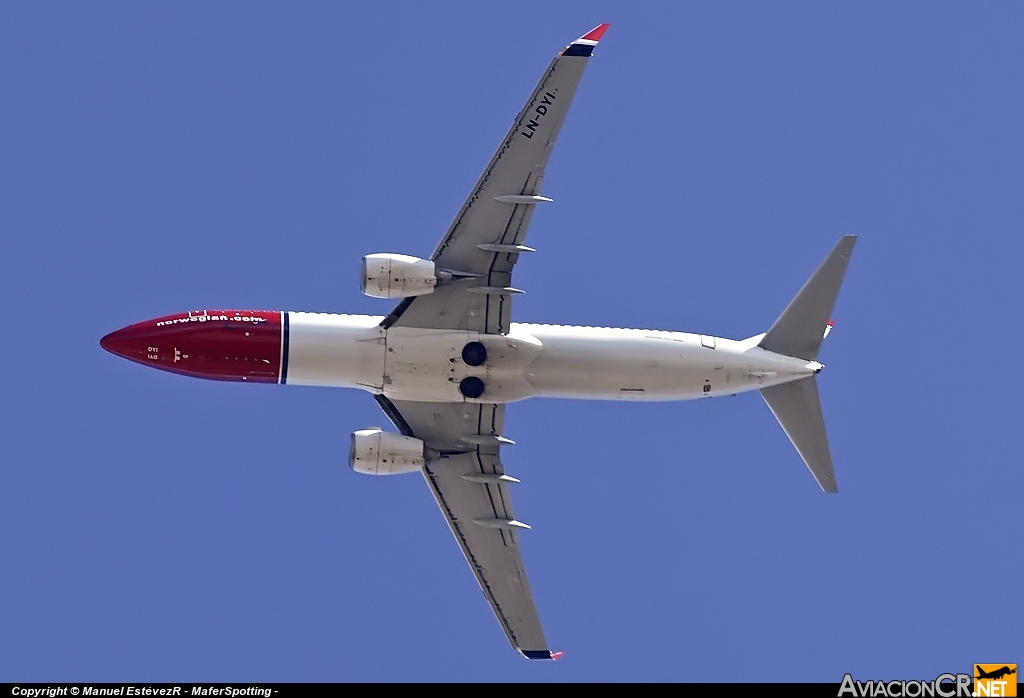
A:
[[349, 428, 426, 475], [361, 253, 437, 299]]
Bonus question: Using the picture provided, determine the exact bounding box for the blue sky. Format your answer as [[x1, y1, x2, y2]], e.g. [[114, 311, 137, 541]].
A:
[[1, 2, 1021, 682]]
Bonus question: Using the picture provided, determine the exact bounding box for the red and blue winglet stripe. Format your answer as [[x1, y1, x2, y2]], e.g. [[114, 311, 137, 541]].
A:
[[562, 23, 610, 57], [521, 649, 566, 661]]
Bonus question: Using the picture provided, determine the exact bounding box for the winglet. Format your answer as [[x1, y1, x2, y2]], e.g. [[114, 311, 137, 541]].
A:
[[521, 649, 564, 661], [581, 23, 610, 42], [563, 24, 610, 57]]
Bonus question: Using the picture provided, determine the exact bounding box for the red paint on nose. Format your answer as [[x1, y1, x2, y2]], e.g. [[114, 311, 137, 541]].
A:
[[101, 310, 284, 383], [100, 328, 131, 357]]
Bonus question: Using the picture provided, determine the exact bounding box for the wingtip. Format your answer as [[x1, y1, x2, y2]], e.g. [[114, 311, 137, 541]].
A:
[[563, 23, 610, 57], [521, 649, 565, 661], [580, 23, 610, 42]]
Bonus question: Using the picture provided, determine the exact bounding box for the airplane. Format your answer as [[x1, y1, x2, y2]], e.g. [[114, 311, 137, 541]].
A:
[[100, 24, 856, 660], [976, 666, 1017, 681]]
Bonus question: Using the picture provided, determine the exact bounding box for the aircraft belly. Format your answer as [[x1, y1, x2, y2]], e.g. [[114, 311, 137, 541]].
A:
[[285, 312, 386, 390], [518, 325, 785, 401], [280, 315, 818, 401], [523, 336, 716, 400], [382, 327, 543, 403]]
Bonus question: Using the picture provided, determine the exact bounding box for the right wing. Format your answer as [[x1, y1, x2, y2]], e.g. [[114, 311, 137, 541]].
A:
[[374, 395, 553, 659], [382, 24, 610, 335]]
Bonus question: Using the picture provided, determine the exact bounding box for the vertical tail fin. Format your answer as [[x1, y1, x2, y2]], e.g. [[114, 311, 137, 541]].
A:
[[759, 235, 856, 361], [760, 377, 836, 492]]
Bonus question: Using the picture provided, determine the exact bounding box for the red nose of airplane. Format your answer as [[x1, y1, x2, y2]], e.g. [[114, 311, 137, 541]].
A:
[[100, 327, 141, 361], [101, 310, 285, 383]]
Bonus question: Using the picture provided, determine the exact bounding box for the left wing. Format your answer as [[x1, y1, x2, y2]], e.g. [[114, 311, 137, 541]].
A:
[[375, 395, 553, 659], [383, 24, 610, 335]]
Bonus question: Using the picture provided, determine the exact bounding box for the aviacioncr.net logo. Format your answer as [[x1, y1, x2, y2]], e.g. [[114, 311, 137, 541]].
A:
[[838, 673, 973, 698], [974, 665, 1017, 698]]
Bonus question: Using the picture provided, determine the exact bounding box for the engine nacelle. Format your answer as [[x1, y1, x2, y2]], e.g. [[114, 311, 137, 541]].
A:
[[361, 253, 437, 299], [349, 428, 425, 475]]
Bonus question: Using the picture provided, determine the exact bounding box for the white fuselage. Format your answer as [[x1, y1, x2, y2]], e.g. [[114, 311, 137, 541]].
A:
[[284, 312, 820, 403]]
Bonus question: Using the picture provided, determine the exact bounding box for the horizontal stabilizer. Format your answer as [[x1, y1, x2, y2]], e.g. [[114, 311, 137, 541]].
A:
[[760, 235, 856, 361], [760, 376, 837, 493]]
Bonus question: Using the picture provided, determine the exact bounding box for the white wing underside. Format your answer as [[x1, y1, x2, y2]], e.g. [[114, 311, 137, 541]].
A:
[[382, 30, 599, 336], [376, 396, 547, 655], [373, 26, 609, 659]]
